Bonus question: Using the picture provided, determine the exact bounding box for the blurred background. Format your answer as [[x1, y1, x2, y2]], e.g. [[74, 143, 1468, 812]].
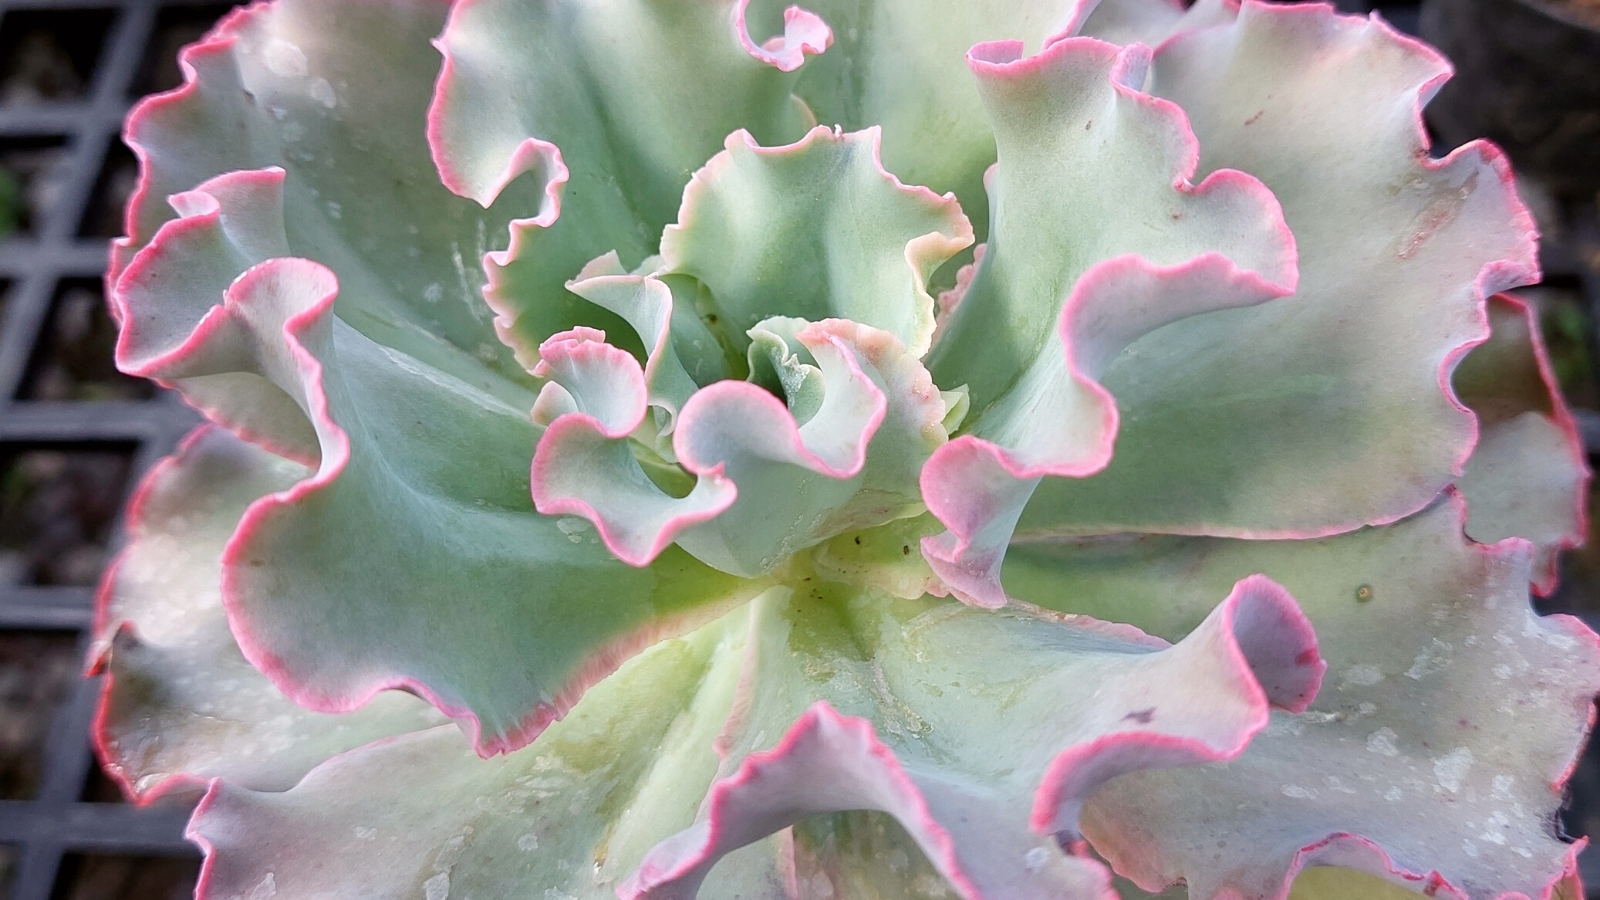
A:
[[0, 0, 1595, 898]]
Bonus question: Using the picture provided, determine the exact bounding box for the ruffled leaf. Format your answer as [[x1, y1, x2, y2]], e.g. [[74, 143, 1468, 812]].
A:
[[626, 579, 1322, 899], [115, 0, 534, 392], [430, 0, 827, 369], [918, 34, 1295, 604], [114, 172, 752, 756], [669, 319, 951, 576], [786, 0, 1083, 239], [1005, 500, 1598, 900], [565, 253, 729, 445], [661, 126, 972, 358], [1076, 0, 1238, 46], [1017, 1, 1539, 541], [1454, 293, 1589, 595], [184, 575, 1320, 900], [187, 609, 795, 900], [530, 327, 737, 567], [92, 426, 444, 801], [532, 314, 951, 575]]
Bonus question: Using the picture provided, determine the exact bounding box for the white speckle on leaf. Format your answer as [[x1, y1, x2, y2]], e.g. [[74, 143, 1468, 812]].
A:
[[264, 40, 307, 77], [281, 121, 306, 143], [1515, 847, 1534, 859], [1493, 664, 1513, 680], [1544, 629, 1577, 650], [1366, 727, 1400, 757], [1461, 839, 1479, 858], [1492, 775, 1515, 798], [518, 834, 539, 852], [1341, 665, 1383, 687], [1384, 786, 1404, 801], [1358, 702, 1377, 716], [424, 874, 449, 900], [1324, 775, 1357, 795], [1480, 811, 1510, 844], [353, 826, 376, 840], [423, 283, 443, 303], [1281, 784, 1315, 799], [1405, 639, 1451, 679], [1023, 847, 1048, 872], [326, 201, 342, 220], [1433, 748, 1474, 793], [309, 77, 337, 108]]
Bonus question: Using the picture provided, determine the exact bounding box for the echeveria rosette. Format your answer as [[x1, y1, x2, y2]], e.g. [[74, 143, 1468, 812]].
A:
[[91, 0, 1598, 898]]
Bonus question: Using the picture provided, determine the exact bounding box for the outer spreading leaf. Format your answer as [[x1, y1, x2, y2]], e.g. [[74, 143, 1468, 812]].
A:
[[917, 34, 1294, 605], [113, 171, 752, 756], [1454, 294, 1589, 595], [185, 578, 1321, 900], [115, 0, 533, 393], [1017, 1, 1539, 541], [92, 426, 444, 800], [627, 579, 1322, 900], [187, 610, 789, 900], [1005, 500, 1598, 900]]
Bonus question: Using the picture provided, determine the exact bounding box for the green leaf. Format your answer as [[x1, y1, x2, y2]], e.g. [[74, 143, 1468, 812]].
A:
[[188, 608, 783, 900], [1453, 294, 1588, 595], [1006, 499, 1598, 900], [661, 126, 971, 358], [431, 0, 826, 370], [118, 0, 536, 394], [628, 576, 1320, 899], [1017, 3, 1538, 539], [114, 172, 753, 756], [787, 0, 1082, 240], [93, 426, 444, 800]]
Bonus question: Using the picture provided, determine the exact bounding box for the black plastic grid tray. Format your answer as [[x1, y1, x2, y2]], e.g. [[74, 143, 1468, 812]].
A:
[[0, 0, 212, 897], [0, 1, 1593, 899]]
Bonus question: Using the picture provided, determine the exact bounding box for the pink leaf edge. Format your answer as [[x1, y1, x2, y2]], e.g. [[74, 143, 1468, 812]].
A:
[[1087, 490, 1600, 900], [1484, 292, 1590, 597], [86, 424, 226, 806], [920, 35, 1299, 608], [530, 327, 737, 567], [621, 575, 1323, 900], [113, 185, 743, 757]]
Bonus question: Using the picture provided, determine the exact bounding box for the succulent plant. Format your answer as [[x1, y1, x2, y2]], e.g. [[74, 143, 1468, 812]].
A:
[[91, 0, 1599, 897]]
